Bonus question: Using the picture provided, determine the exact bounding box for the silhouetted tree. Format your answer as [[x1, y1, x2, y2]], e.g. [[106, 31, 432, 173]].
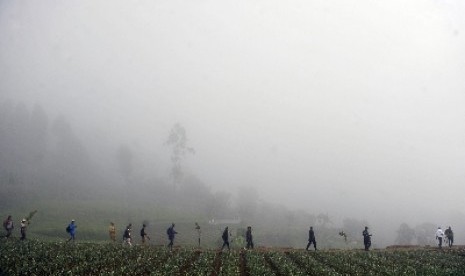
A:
[[29, 104, 48, 164], [0, 102, 49, 176], [177, 174, 211, 210], [395, 223, 415, 245], [237, 186, 258, 223], [317, 213, 332, 228], [116, 144, 133, 184], [205, 191, 231, 219], [7, 102, 31, 174], [50, 115, 92, 187], [414, 222, 436, 246], [0, 100, 17, 174], [165, 123, 194, 190]]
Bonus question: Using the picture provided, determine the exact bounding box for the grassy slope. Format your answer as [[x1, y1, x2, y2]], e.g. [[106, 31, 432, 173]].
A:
[[2, 199, 206, 244], [2, 200, 359, 249], [2, 182, 353, 249]]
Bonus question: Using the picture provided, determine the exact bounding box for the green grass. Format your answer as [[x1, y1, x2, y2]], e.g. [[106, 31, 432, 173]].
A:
[[2, 199, 207, 243]]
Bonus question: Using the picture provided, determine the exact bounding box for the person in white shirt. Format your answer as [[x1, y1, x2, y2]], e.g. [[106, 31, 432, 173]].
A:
[[435, 227, 444, 249]]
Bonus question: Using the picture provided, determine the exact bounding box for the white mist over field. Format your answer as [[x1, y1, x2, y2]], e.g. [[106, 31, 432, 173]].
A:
[[1, 0, 465, 245]]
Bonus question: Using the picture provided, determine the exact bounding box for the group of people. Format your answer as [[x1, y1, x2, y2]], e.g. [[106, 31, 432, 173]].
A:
[[362, 225, 456, 251], [2, 215, 30, 241], [113, 223, 152, 247], [109, 222, 182, 250], [3, 215, 457, 251], [107, 222, 255, 252], [219, 225, 254, 251], [435, 226, 454, 249], [306, 226, 372, 251], [105, 222, 253, 251]]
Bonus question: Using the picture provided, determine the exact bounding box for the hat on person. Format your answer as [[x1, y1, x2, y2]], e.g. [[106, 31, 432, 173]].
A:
[[21, 218, 26, 222]]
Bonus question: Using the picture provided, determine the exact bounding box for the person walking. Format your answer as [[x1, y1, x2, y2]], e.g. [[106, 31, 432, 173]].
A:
[[66, 220, 77, 242], [20, 219, 28, 240], [195, 222, 201, 248], [363, 226, 372, 251], [445, 226, 454, 248], [140, 224, 150, 244], [3, 215, 14, 238], [221, 226, 230, 251], [436, 227, 444, 249], [167, 223, 178, 250], [123, 224, 132, 246], [109, 222, 116, 242], [306, 226, 317, 251], [246, 226, 254, 249]]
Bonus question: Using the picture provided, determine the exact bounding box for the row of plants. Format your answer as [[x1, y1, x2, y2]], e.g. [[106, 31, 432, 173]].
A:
[[312, 251, 387, 275], [218, 251, 240, 275], [0, 240, 194, 275], [264, 251, 307, 275], [286, 251, 341, 275], [189, 250, 215, 275], [1, 239, 465, 275], [373, 250, 465, 275], [310, 250, 465, 275], [244, 251, 276, 275]]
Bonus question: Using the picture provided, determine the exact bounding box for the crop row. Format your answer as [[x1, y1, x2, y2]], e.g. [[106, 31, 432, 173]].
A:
[[1, 240, 465, 275]]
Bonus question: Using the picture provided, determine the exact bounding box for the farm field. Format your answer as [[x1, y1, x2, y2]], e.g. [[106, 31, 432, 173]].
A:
[[1, 240, 465, 275]]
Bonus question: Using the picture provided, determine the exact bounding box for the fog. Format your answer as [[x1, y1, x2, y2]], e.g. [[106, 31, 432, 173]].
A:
[[1, 0, 465, 246]]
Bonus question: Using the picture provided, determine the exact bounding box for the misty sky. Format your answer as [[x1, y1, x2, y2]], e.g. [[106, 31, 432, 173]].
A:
[[1, 0, 465, 226]]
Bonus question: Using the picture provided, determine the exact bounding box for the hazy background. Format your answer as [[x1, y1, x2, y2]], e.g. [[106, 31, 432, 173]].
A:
[[1, 0, 465, 246]]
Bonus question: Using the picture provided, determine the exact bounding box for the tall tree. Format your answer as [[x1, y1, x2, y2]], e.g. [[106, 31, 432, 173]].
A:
[[395, 223, 415, 245], [317, 213, 332, 228], [205, 191, 232, 219], [237, 186, 259, 223], [29, 104, 49, 164], [50, 115, 92, 186], [8, 102, 31, 174], [165, 123, 194, 190], [116, 144, 133, 184], [116, 144, 134, 219], [414, 222, 436, 246]]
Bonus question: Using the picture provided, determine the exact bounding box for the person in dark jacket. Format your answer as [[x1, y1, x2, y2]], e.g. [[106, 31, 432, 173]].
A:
[[306, 226, 317, 251], [66, 220, 77, 242], [445, 226, 454, 248], [140, 224, 150, 244], [221, 226, 230, 251], [3, 215, 14, 238], [246, 226, 254, 249], [167, 223, 178, 250], [123, 223, 132, 246], [195, 222, 201, 248], [363, 226, 372, 251]]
